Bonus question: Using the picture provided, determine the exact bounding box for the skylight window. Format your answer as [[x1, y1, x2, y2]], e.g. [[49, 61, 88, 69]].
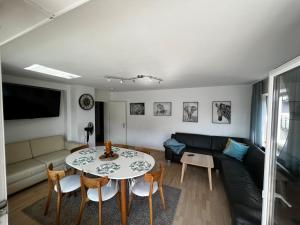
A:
[[24, 64, 81, 79]]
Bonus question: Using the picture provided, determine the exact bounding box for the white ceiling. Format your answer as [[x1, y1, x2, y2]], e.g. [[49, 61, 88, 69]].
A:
[[1, 0, 300, 91], [0, 0, 90, 45]]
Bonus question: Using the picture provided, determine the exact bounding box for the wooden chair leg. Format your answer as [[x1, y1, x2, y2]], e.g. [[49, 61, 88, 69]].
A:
[[127, 192, 134, 216], [44, 189, 52, 215], [117, 191, 121, 210], [77, 199, 87, 225], [98, 200, 103, 225], [159, 187, 166, 209], [56, 194, 62, 225], [148, 195, 153, 225]]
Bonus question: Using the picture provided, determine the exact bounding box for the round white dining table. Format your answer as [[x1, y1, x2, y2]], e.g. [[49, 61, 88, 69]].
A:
[[65, 146, 155, 225]]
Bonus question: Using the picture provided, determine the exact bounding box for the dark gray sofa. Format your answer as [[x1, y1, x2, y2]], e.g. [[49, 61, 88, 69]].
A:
[[164, 132, 265, 225]]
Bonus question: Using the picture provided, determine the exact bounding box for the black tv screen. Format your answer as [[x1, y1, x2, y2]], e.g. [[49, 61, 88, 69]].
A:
[[3, 83, 61, 120]]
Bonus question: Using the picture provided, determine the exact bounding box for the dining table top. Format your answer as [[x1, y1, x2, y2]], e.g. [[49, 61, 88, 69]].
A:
[[65, 146, 155, 180]]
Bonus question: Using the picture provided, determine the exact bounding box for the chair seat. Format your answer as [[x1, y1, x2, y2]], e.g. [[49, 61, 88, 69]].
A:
[[54, 175, 81, 193], [132, 181, 158, 197], [87, 180, 118, 202]]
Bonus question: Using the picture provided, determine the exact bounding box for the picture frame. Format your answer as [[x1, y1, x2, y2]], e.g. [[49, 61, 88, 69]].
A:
[[183, 102, 198, 122], [130, 103, 145, 115], [212, 101, 231, 124], [153, 102, 172, 116]]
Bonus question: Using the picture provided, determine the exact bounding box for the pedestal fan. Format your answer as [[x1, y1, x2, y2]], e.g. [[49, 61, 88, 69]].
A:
[[84, 122, 94, 144]]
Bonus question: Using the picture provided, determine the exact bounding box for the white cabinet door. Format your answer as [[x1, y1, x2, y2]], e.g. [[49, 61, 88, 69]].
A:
[[108, 101, 127, 144]]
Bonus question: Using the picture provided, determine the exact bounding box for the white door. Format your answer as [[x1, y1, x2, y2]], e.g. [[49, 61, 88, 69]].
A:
[[0, 53, 8, 225], [109, 101, 127, 144]]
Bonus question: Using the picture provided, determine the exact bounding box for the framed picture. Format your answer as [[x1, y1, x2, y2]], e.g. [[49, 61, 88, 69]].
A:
[[130, 103, 145, 115], [212, 101, 231, 124], [153, 102, 172, 116], [183, 102, 198, 122]]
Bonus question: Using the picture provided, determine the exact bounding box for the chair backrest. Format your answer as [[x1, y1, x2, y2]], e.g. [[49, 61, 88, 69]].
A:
[[80, 174, 109, 202], [47, 163, 66, 193], [144, 163, 165, 191]]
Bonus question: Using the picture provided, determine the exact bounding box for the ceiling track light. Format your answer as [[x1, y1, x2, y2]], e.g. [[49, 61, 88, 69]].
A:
[[104, 75, 163, 84]]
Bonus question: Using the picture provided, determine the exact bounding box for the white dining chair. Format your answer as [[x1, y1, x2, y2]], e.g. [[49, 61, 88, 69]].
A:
[[44, 163, 81, 225], [77, 174, 119, 225], [128, 163, 166, 225]]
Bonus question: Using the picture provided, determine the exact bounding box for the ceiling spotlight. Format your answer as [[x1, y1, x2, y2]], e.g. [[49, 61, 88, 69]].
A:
[[145, 76, 153, 82], [104, 75, 163, 84]]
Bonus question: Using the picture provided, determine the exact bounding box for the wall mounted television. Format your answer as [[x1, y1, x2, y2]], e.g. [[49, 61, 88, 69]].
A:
[[2, 83, 61, 120]]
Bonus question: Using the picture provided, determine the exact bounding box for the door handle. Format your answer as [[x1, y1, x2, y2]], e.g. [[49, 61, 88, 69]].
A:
[[275, 193, 292, 208], [122, 123, 126, 128], [0, 200, 8, 216]]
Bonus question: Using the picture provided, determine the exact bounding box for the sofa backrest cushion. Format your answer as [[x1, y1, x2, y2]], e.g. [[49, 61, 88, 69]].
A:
[[174, 133, 211, 149], [211, 136, 246, 153], [30, 135, 65, 157], [5, 141, 32, 164], [243, 145, 265, 190]]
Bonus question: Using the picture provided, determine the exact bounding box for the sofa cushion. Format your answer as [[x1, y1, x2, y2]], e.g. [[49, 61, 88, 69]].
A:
[[231, 204, 262, 225], [211, 136, 245, 153], [223, 139, 249, 161], [6, 159, 46, 184], [5, 141, 32, 164], [35, 150, 70, 167], [30, 135, 65, 157], [220, 158, 262, 209], [243, 145, 265, 190], [175, 133, 211, 149]]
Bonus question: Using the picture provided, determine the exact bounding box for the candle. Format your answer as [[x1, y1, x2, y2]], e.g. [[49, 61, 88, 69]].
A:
[[105, 141, 112, 156]]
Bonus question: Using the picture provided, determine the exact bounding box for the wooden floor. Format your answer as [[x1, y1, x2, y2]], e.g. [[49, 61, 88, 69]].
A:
[[8, 149, 231, 225]]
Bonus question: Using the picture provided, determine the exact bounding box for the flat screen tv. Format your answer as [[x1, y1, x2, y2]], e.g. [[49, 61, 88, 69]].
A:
[[2, 83, 61, 120]]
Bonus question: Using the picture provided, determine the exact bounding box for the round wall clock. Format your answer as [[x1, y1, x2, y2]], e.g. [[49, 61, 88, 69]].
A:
[[79, 93, 94, 110]]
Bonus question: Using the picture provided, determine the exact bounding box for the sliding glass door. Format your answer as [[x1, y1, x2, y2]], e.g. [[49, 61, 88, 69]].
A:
[[263, 60, 300, 225], [0, 51, 8, 225]]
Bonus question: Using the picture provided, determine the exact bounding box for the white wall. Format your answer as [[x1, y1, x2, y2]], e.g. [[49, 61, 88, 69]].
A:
[[70, 85, 96, 146], [110, 85, 252, 150], [3, 75, 95, 146], [95, 89, 110, 102]]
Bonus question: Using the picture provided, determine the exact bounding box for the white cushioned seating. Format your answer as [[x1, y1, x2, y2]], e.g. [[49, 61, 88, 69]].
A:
[[35, 150, 70, 168], [6, 159, 46, 184], [30, 135, 65, 157], [5, 141, 32, 164], [87, 180, 119, 201], [131, 180, 158, 197], [54, 175, 81, 193], [5, 135, 85, 195]]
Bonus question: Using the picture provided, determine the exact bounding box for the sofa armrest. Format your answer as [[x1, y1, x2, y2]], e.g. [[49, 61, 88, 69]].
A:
[[65, 141, 88, 152], [164, 145, 174, 161]]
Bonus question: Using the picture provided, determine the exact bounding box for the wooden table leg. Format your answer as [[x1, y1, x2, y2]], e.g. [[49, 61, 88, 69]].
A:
[[208, 167, 212, 191], [120, 179, 127, 225], [180, 163, 186, 183]]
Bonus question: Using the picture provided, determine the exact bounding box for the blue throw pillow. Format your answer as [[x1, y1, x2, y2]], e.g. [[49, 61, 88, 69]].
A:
[[164, 138, 186, 154], [223, 139, 249, 161]]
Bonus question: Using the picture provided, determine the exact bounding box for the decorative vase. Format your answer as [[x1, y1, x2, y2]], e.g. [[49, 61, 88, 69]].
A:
[[105, 141, 112, 156]]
